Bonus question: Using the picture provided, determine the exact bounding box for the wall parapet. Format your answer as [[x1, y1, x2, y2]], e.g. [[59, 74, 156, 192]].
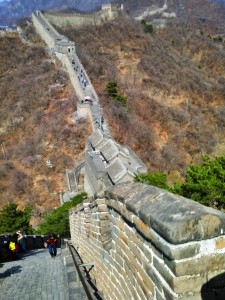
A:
[[70, 182, 225, 299], [105, 182, 225, 244], [43, 4, 124, 28]]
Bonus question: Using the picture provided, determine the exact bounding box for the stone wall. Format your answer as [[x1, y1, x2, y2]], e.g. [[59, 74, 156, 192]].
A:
[[44, 4, 123, 28], [32, 11, 56, 49], [69, 182, 225, 300], [32, 11, 75, 55], [32, 10, 147, 199], [33, 9, 225, 299], [54, 51, 84, 100]]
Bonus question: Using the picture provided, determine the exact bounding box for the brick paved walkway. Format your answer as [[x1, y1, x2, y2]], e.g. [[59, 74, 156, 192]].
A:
[[0, 247, 88, 300]]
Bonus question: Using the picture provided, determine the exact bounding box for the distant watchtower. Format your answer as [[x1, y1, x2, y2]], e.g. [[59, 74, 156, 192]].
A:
[[101, 4, 124, 19]]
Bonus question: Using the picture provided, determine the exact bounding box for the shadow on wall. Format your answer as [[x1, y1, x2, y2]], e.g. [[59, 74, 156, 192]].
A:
[[201, 272, 225, 299]]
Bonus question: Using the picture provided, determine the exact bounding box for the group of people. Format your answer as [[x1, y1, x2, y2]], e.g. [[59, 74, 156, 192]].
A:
[[7, 232, 59, 259], [2, 230, 27, 260], [71, 58, 88, 90], [1, 232, 59, 261]]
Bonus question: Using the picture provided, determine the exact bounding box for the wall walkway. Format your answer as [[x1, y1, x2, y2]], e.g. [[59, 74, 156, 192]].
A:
[[0, 247, 87, 300], [32, 10, 147, 201]]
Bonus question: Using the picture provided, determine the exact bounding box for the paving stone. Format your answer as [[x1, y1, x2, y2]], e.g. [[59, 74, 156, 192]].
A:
[[0, 248, 88, 300]]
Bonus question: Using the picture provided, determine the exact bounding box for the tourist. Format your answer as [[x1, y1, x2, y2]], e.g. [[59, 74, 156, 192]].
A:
[[45, 233, 57, 258], [16, 230, 27, 252], [8, 234, 20, 260]]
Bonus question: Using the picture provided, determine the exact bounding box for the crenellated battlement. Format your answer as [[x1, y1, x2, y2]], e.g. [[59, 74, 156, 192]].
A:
[[43, 4, 124, 28]]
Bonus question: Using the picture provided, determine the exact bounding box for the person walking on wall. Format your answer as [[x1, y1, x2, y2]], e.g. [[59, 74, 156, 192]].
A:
[[16, 230, 27, 252], [45, 233, 57, 258], [9, 234, 20, 260]]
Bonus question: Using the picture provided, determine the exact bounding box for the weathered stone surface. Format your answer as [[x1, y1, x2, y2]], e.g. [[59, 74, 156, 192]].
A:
[[108, 196, 202, 261], [99, 220, 109, 227], [134, 274, 150, 300], [164, 251, 225, 277], [98, 212, 109, 220], [106, 182, 225, 244], [90, 199, 106, 208], [113, 252, 125, 267], [118, 279, 133, 299], [99, 232, 111, 242], [99, 226, 111, 235], [70, 182, 225, 299], [126, 185, 165, 215], [161, 286, 177, 300], [113, 218, 126, 231], [124, 278, 140, 300], [95, 191, 105, 198], [146, 265, 163, 292], [156, 290, 166, 300], [105, 182, 145, 203], [102, 239, 112, 251], [115, 236, 129, 253], [165, 243, 200, 260], [215, 237, 225, 250], [153, 256, 208, 294], [97, 204, 108, 212]]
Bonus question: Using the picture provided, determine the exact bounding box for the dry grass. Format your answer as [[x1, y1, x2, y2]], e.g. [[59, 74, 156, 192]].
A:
[[59, 14, 225, 179], [0, 26, 91, 225]]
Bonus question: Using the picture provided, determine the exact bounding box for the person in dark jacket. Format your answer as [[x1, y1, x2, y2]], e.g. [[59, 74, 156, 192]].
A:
[[45, 233, 57, 258], [16, 230, 27, 252]]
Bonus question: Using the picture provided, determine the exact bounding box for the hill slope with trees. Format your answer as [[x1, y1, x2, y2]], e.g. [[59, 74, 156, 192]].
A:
[[58, 12, 225, 183], [1, 0, 225, 227], [0, 25, 91, 227]]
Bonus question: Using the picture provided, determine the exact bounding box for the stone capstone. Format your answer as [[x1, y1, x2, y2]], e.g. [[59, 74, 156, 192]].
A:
[[105, 182, 225, 244]]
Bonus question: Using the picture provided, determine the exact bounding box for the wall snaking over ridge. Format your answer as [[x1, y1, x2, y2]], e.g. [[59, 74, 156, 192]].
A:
[[69, 182, 225, 300], [32, 9, 147, 200], [43, 4, 124, 28], [32, 8, 225, 299]]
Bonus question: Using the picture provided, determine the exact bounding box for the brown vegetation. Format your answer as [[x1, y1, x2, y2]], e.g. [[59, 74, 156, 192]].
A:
[[0, 26, 91, 226], [58, 14, 225, 179], [1, 1, 225, 226]]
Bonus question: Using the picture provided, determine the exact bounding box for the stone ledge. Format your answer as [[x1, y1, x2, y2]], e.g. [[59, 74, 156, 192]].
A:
[[106, 198, 201, 261], [105, 182, 225, 244]]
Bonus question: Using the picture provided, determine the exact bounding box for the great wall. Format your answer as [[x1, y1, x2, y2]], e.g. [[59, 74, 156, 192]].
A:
[[31, 6, 225, 300]]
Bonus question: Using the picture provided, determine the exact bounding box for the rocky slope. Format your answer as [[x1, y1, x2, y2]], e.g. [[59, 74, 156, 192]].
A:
[[58, 10, 225, 182], [0, 25, 91, 226], [1, 0, 225, 226]]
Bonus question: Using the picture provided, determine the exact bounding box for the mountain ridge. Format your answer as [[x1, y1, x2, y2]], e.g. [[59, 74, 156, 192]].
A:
[[0, 0, 225, 224], [1, 0, 225, 26]]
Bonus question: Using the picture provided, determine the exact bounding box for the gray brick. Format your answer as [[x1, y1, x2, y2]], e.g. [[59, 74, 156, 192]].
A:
[[0, 248, 86, 300]]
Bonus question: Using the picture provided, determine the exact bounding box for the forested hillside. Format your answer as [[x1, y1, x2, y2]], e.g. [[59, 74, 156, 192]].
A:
[[1, 0, 225, 226], [0, 26, 91, 226], [58, 13, 225, 182]]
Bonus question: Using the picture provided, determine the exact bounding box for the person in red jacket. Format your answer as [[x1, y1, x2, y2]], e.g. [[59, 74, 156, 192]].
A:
[[45, 233, 57, 258]]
